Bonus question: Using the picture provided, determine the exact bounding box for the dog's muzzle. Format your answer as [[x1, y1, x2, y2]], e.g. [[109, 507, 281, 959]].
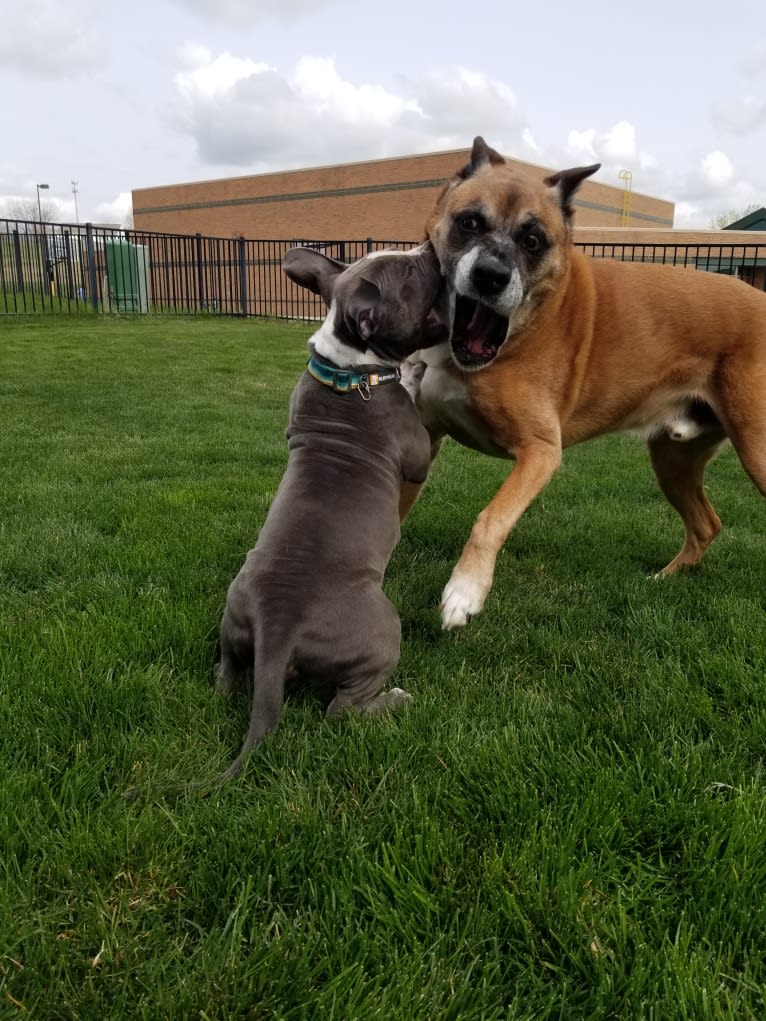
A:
[[471, 255, 512, 298], [446, 249, 516, 371]]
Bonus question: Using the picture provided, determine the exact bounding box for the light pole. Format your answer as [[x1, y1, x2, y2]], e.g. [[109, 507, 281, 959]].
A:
[[71, 180, 79, 225], [36, 182, 49, 223]]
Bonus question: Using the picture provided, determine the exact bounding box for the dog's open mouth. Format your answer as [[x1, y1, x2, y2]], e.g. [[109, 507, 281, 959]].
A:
[[450, 295, 509, 370]]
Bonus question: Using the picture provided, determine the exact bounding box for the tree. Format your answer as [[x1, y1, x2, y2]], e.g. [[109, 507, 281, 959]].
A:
[[710, 204, 760, 229], [5, 197, 58, 225]]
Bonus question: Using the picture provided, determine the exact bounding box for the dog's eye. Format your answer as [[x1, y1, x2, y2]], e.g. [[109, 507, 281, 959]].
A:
[[522, 232, 544, 253], [458, 215, 480, 233]]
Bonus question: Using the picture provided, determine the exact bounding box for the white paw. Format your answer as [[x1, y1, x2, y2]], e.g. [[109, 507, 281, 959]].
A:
[[385, 687, 414, 708], [440, 573, 487, 629]]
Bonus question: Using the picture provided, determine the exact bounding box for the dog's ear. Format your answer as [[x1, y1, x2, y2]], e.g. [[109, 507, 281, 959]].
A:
[[357, 307, 379, 341], [283, 247, 347, 307], [544, 164, 600, 219], [345, 277, 382, 341], [456, 136, 506, 180]]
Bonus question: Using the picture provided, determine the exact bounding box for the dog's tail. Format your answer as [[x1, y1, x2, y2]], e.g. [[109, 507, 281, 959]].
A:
[[123, 641, 291, 802], [186, 635, 294, 795], [210, 652, 289, 787]]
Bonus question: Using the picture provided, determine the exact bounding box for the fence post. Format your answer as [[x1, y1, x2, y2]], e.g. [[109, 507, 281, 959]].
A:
[[12, 229, 23, 292], [64, 230, 75, 300], [38, 228, 53, 304], [195, 232, 205, 311], [238, 236, 248, 316], [366, 237, 373, 254], [86, 223, 99, 313]]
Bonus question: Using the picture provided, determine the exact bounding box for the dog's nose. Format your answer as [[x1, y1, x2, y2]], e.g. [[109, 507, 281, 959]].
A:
[[471, 256, 511, 297]]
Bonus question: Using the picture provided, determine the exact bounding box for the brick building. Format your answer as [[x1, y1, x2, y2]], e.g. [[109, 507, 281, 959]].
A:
[[130, 148, 765, 316], [132, 146, 675, 241]]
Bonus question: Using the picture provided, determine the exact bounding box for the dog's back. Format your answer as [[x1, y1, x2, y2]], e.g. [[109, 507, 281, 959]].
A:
[[213, 367, 431, 784], [224, 371, 429, 663]]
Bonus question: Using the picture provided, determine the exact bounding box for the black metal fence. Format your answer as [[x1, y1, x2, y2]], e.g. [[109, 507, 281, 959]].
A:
[[578, 240, 766, 290], [2, 217, 764, 320], [0, 219, 419, 320]]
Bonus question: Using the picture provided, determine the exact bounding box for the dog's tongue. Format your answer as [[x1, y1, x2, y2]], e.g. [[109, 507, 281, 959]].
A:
[[452, 296, 510, 363], [465, 334, 489, 356], [463, 303, 495, 355]]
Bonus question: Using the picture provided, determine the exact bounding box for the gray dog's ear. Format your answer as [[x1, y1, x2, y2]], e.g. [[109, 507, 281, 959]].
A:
[[344, 277, 382, 341], [457, 136, 505, 179], [283, 247, 347, 307], [544, 164, 601, 219]]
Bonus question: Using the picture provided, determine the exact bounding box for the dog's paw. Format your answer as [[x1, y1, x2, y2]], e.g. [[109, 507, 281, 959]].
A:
[[214, 665, 236, 696], [440, 573, 487, 629], [343, 688, 413, 717], [400, 360, 426, 404], [381, 687, 413, 710]]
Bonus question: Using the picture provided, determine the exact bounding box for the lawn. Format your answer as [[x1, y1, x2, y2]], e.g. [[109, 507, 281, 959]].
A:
[[1, 316, 764, 1020]]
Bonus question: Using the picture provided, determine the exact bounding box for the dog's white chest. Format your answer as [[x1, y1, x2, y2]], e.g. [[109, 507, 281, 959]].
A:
[[407, 346, 509, 458]]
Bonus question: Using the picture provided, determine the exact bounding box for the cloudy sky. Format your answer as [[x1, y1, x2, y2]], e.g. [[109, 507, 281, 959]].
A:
[[2, 0, 764, 229]]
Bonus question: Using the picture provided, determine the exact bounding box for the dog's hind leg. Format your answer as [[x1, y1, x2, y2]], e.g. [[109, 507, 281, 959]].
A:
[[325, 601, 409, 717], [728, 430, 766, 497], [648, 430, 728, 577], [713, 366, 766, 499], [216, 606, 253, 695]]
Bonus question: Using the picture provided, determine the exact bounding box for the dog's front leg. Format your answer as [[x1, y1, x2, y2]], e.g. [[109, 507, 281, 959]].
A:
[[399, 481, 425, 521], [440, 440, 562, 629], [399, 435, 444, 522]]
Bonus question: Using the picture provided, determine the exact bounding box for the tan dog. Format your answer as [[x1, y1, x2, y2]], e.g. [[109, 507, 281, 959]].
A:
[[405, 136, 766, 629]]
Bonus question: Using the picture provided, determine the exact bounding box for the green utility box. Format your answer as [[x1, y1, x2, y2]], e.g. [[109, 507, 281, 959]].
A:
[[104, 239, 150, 313]]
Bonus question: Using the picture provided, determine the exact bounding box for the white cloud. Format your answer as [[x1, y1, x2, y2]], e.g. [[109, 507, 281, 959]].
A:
[[712, 41, 766, 135], [96, 192, 133, 226], [0, 0, 101, 77], [171, 0, 338, 24], [566, 128, 598, 161], [292, 57, 425, 125], [602, 121, 637, 162], [414, 66, 531, 156], [671, 152, 761, 227], [672, 201, 701, 227], [172, 51, 537, 169], [738, 41, 766, 77], [701, 150, 734, 187], [163, 49, 766, 233], [176, 51, 273, 101], [558, 120, 763, 229], [177, 41, 215, 69], [712, 95, 766, 135], [564, 120, 649, 171], [522, 128, 541, 155]]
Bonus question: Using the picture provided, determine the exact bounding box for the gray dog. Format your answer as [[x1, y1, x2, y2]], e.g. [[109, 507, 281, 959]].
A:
[[211, 242, 446, 786]]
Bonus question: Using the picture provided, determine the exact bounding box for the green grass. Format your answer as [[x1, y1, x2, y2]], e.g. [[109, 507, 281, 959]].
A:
[[1, 316, 764, 1020]]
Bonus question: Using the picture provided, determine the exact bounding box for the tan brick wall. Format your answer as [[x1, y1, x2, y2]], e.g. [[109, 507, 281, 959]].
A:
[[574, 226, 766, 290], [133, 147, 675, 241], [574, 227, 766, 246]]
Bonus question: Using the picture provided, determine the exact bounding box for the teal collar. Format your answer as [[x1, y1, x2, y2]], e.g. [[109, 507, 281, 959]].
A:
[[307, 355, 401, 401]]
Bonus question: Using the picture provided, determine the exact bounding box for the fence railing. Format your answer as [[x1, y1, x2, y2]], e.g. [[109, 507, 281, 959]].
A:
[[578, 241, 766, 289], [2, 218, 764, 319]]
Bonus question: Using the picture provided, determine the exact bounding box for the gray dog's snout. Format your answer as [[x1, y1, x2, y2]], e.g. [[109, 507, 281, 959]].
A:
[[471, 255, 511, 297]]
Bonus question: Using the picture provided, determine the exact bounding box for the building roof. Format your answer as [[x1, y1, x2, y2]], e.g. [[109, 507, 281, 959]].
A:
[[723, 207, 766, 231]]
